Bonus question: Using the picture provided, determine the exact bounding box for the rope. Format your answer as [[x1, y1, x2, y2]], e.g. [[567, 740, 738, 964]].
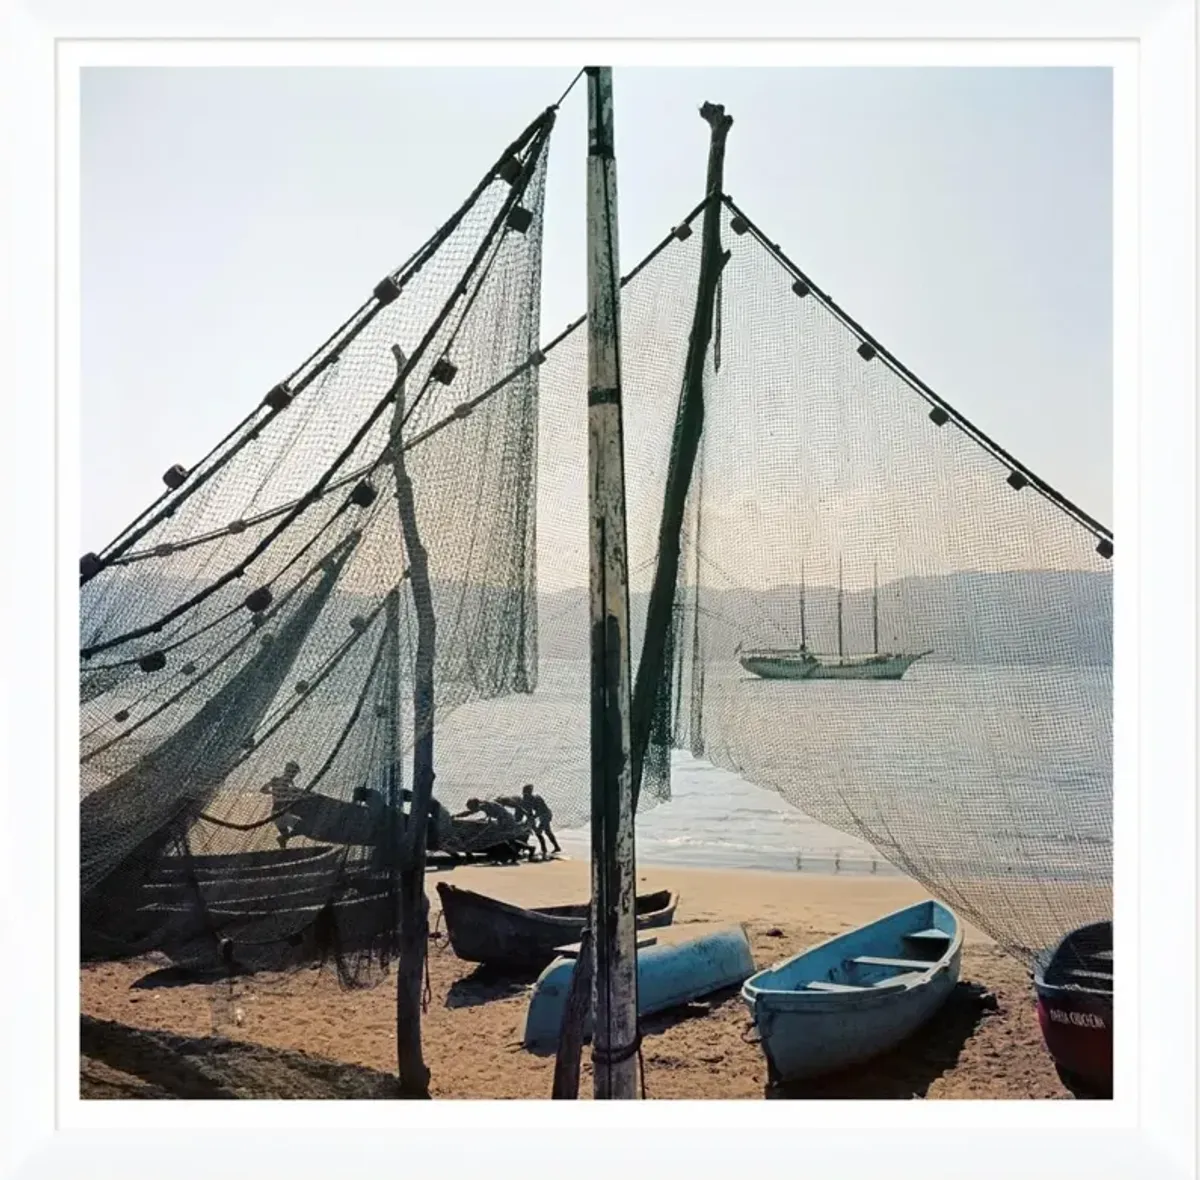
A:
[[590, 1031, 641, 1067], [552, 68, 586, 111], [428, 909, 449, 951]]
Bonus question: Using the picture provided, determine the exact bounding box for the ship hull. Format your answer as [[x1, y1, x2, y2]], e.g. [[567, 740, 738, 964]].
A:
[[739, 651, 929, 682], [738, 655, 817, 680], [806, 654, 925, 680]]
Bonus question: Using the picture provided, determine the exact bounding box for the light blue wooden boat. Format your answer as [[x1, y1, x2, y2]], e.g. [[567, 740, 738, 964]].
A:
[[523, 924, 755, 1050], [742, 899, 962, 1083]]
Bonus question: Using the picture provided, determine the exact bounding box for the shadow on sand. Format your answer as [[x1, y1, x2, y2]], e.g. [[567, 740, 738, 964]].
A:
[[130, 963, 237, 990], [639, 984, 746, 1034], [764, 981, 999, 1099], [444, 963, 543, 1010], [80, 1014, 405, 1099]]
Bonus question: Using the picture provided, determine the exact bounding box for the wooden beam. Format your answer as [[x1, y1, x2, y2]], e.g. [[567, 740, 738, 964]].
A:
[[551, 926, 593, 1100], [629, 101, 734, 805], [390, 345, 435, 1099], [584, 65, 639, 1101]]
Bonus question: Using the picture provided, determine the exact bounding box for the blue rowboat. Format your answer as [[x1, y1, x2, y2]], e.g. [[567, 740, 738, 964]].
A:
[[523, 924, 755, 1050], [742, 899, 962, 1083]]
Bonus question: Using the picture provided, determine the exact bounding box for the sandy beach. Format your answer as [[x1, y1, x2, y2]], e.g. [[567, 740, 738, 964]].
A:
[[80, 858, 1072, 1099]]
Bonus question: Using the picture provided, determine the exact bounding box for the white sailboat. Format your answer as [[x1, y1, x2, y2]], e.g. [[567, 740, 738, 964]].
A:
[[738, 559, 931, 681]]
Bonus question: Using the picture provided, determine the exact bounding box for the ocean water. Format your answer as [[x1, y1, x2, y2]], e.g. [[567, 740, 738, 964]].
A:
[[556, 752, 901, 874], [434, 659, 1112, 883], [87, 656, 1112, 885]]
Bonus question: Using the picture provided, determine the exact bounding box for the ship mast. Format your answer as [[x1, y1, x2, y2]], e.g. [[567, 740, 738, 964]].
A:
[[799, 559, 807, 649], [872, 559, 879, 655], [836, 556, 844, 661]]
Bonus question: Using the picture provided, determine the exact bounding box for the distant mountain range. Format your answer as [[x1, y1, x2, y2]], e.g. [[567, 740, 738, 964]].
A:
[[538, 570, 1113, 666], [83, 567, 1111, 669]]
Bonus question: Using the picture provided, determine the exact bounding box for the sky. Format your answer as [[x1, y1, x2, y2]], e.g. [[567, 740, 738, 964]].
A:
[[80, 66, 1113, 551]]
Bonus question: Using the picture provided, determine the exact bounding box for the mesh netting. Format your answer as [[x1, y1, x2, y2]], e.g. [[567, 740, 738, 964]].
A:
[[479, 197, 1110, 965], [81, 109, 1111, 987], [617, 200, 1109, 964], [80, 109, 555, 984]]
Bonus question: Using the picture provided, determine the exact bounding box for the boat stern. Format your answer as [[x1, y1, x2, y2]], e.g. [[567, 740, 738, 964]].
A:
[[1034, 987, 1112, 1096]]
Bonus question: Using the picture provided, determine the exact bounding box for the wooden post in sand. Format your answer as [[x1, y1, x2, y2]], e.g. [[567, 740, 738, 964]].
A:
[[390, 344, 435, 1098], [551, 926, 594, 1099], [584, 65, 639, 1101]]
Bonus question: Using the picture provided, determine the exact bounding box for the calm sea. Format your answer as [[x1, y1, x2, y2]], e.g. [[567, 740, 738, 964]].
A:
[[434, 659, 1112, 881], [88, 657, 1112, 882]]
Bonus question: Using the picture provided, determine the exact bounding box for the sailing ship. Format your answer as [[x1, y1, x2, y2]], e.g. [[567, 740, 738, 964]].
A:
[[738, 559, 931, 681]]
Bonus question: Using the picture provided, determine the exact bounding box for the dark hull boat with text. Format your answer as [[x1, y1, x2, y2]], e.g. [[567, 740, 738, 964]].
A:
[[1033, 920, 1112, 1098]]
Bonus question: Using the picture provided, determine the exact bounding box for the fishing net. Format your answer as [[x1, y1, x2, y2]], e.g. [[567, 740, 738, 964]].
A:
[[81, 104, 1111, 988], [538, 196, 1111, 966], [80, 108, 555, 985]]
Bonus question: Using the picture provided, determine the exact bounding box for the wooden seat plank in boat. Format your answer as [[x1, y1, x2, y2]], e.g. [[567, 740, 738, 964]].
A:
[[851, 955, 933, 971], [805, 980, 863, 993], [1066, 968, 1113, 983], [904, 928, 953, 944]]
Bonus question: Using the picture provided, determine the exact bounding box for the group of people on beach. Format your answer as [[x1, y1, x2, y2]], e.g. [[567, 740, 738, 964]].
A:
[[260, 765, 559, 863], [455, 783, 561, 861]]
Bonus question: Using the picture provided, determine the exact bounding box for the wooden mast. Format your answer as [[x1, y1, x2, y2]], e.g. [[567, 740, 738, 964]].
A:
[[629, 100, 733, 802], [584, 65, 639, 1101]]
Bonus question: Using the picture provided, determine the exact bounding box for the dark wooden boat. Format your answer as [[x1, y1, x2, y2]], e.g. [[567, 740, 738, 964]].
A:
[[436, 881, 679, 971], [1033, 919, 1112, 1098], [432, 814, 532, 863]]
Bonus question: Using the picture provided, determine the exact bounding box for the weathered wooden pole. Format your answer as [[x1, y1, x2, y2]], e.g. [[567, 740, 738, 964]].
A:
[[629, 102, 733, 802], [551, 926, 594, 1100], [390, 345, 435, 1098], [584, 65, 639, 1101]]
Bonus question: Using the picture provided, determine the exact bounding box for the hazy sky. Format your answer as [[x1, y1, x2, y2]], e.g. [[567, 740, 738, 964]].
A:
[[81, 66, 1112, 549]]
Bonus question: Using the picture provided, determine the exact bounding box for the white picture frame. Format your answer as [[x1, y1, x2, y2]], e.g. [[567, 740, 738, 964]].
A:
[[1, 0, 1193, 1176]]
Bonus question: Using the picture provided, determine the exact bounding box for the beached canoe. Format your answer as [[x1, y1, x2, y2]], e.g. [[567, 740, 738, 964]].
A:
[[523, 924, 756, 1050], [741, 899, 962, 1083], [435, 881, 679, 971], [1033, 919, 1112, 1098]]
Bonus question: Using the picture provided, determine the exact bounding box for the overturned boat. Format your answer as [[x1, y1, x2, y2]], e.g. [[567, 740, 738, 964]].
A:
[[523, 923, 755, 1050]]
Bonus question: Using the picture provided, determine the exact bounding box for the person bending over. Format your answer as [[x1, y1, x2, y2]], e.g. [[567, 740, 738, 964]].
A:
[[495, 793, 539, 859], [459, 797, 511, 824]]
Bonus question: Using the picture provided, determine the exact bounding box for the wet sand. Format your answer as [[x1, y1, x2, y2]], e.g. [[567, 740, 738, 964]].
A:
[[80, 858, 1072, 1099]]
